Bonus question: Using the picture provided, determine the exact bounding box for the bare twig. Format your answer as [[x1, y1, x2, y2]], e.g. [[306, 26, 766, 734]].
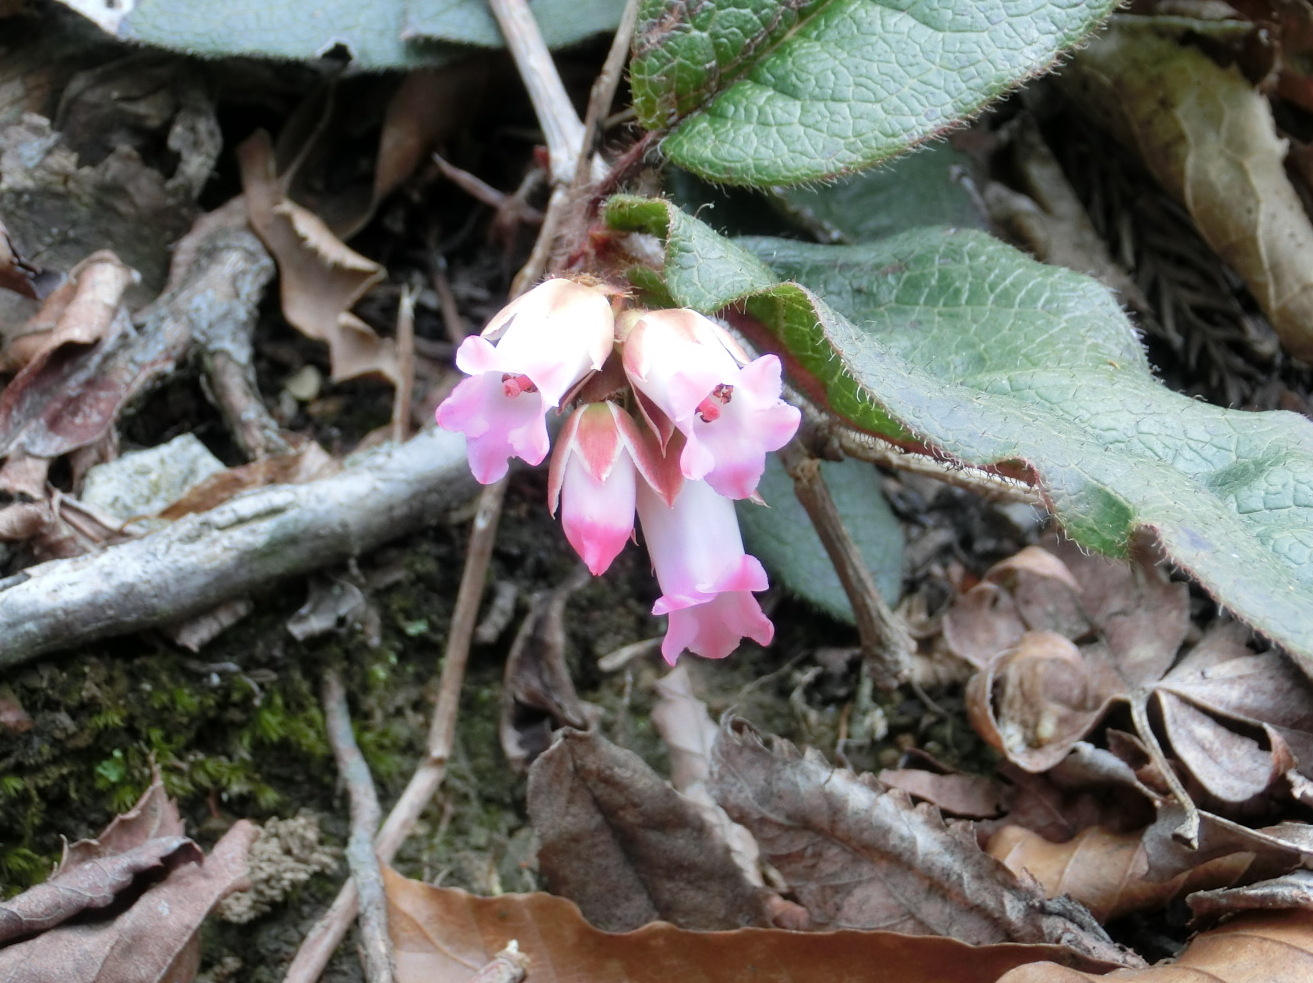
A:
[[391, 284, 417, 444], [282, 478, 507, 983], [573, 0, 642, 191], [778, 440, 911, 688], [322, 670, 394, 983], [431, 261, 469, 345], [0, 429, 477, 669]]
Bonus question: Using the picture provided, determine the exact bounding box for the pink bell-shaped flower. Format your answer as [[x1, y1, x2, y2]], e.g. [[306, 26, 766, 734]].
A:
[[436, 279, 615, 483], [547, 402, 674, 576], [636, 477, 774, 663], [620, 308, 801, 500]]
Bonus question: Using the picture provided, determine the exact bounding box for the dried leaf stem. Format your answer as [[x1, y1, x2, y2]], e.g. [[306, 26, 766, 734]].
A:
[[282, 478, 506, 983], [778, 439, 911, 687], [321, 670, 394, 983]]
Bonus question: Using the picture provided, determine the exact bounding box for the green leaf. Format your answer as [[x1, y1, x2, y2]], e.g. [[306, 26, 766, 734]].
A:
[[630, 0, 1119, 186], [777, 141, 988, 242], [606, 195, 1313, 672], [738, 455, 903, 624], [53, 0, 623, 68]]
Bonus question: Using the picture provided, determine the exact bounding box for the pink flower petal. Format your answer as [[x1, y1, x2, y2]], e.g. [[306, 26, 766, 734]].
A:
[[661, 591, 774, 664], [560, 451, 636, 575]]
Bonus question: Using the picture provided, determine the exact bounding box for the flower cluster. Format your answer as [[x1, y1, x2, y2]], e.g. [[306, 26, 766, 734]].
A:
[[436, 278, 801, 664]]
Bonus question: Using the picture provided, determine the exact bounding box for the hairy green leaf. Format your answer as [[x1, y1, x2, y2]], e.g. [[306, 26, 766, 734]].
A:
[[607, 195, 1313, 670], [630, 0, 1119, 185], [739, 455, 904, 624], [53, 0, 622, 68]]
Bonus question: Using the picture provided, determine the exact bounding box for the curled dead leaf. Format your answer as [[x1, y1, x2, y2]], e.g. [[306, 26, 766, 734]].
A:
[[998, 909, 1313, 982], [987, 823, 1259, 923], [238, 131, 398, 386]]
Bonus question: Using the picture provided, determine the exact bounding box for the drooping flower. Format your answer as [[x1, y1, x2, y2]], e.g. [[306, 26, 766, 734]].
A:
[[547, 401, 675, 576], [620, 308, 801, 500], [436, 279, 614, 483], [636, 477, 773, 663]]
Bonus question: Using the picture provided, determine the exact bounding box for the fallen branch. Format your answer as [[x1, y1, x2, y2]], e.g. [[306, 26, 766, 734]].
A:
[[0, 428, 477, 668]]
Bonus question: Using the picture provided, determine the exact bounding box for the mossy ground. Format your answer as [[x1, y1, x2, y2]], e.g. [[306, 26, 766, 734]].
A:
[[0, 469, 986, 980]]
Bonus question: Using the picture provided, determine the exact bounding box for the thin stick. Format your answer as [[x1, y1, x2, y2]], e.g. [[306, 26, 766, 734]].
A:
[[572, 0, 642, 191], [485, 0, 585, 181], [391, 284, 417, 444], [431, 262, 468, 344], [321, 670, 394, 983], [283, 479, 507, 983], [778, 440, 911, 688]]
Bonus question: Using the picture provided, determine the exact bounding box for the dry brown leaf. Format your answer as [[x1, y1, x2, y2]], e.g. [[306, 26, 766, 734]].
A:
[[987, 824, 1259, 923], [0, 837, 198, 944], [499, 568, 597, 771], [877, 748, 1010, 819], [997, 909, 1313, 982], [1189, 868, 1313, 925], [0, 250, 136, 456], [1061, 16, 1313, 360], [385, 869, 1129, 983], [237, 130, 398, 385], [708, 719, 1140, 968], [0, 774, 257, 983], [526, 728, 771, 932], [951, 537, 1313, 827], [156, 442, 338, 520]]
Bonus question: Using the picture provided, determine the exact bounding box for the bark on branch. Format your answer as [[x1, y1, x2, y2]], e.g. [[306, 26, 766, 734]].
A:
[[0, 428, 477, 668]]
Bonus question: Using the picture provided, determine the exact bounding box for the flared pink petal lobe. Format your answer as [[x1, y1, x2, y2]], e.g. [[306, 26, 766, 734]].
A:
[[435, 373, 497, 438], [437, 373, 549, 483], [736, 353, 785, 399], [660, 592, 774, 664], [560, 451, 636, 576], [453, 335, 506, 375]]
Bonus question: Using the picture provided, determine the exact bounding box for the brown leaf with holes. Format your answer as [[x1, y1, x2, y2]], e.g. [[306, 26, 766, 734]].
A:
[[384, 869, 1129, 983], [499, 568, 596, 771], [238, 131, 397, 385], [526, 728, 771, 932], [998, 910, 1313, 983], [987, 823, 1260, 923], [708, 718, 1139, 968]]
